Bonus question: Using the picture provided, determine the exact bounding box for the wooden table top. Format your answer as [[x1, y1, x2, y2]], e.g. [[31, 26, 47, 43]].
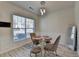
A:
[[32, 36, 52, 40]]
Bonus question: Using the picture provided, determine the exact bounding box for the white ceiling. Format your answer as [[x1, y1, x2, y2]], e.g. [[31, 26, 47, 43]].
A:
[[9, 1, 75, 15]]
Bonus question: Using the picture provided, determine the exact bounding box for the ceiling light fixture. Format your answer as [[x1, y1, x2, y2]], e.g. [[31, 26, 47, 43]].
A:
[[40, 1, 46, 16]]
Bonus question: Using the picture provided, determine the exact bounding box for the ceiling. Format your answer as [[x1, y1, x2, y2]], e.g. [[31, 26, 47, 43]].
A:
[[9, 1, 75, 15]]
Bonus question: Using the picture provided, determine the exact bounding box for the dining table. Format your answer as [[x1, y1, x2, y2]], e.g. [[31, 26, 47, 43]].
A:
[[32, 35, 52, 56], [32, 35, 52, 41]]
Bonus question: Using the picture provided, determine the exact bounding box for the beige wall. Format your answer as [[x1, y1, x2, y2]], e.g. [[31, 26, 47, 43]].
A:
[[75, 2, 79, 55], [39, 7, 75, 46], [0, 1, 76, 54], [0, 2, 39, 54]]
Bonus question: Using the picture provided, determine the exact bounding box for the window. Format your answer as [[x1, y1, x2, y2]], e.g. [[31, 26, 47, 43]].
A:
[[26, 18, 34, 38], [71, 26, 76, 39], [13, 15, 35, 41]]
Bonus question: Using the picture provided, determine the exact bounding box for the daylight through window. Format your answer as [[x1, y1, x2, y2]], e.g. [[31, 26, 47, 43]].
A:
[[13, 15, 35, 41]]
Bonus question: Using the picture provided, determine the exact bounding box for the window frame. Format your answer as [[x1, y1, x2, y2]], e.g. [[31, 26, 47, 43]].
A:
[[12, 14, 35, 41]]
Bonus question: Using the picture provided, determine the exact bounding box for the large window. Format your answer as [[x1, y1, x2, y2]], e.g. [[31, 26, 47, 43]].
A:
[[13, 15, 35, 41]]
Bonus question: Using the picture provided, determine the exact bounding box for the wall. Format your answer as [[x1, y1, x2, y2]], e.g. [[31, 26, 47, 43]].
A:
[[75, 2, 79, 55], [39, 7, 75, 46], [0, 2, 39, 54], [0, 1, 76, 54]]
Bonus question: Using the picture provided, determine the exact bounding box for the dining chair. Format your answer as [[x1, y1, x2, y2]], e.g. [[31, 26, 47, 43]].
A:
[[45, 38, 52, 44], [30, 33, 41, 45], [30, 46, 42, 57], [30, 33, 36, 39], [44, 35, 61, 56]]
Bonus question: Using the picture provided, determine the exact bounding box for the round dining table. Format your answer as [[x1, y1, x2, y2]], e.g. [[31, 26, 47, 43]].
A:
[[32, 35, 52, 41], [32, 35, 52, 56]]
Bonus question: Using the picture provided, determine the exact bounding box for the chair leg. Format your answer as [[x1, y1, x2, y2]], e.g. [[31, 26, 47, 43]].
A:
[[30, 52, 32, 57], [35, 54, 37, 57], [44, 50, 49, 56], [55, 51, 57, 56], [41, 51, 42, 56], [47, 51, 50, 56], [44, 50, 46, 56]]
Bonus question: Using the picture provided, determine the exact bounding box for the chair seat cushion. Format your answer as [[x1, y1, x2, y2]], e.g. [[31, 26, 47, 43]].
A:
[[44, 44, 54, 51], [31, 46, 41, 54]]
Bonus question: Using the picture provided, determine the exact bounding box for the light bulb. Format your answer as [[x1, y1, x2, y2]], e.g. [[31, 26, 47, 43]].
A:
[[40, 8, 44, 15], [41, 10, 43, 15], [43, 9, 45, 13]]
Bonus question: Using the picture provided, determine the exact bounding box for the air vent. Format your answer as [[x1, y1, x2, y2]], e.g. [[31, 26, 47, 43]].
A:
[[29, 6, 33, 10]]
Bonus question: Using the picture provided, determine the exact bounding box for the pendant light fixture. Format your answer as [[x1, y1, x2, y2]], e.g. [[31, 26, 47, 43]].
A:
[[40, 1, 46, 15]]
